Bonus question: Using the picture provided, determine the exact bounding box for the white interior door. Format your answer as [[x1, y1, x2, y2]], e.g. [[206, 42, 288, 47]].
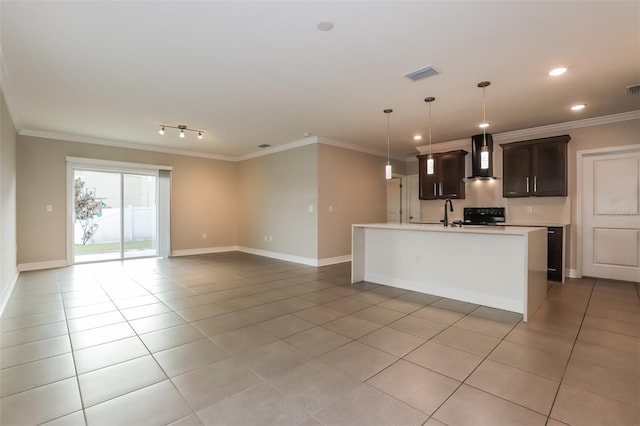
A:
[[387, 177, 402, 223], [581, 146, 640, 281]]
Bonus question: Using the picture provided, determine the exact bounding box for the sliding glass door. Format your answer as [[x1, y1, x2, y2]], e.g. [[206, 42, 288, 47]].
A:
[[73, 169, 157, 263], [123, 173, 157, 258]]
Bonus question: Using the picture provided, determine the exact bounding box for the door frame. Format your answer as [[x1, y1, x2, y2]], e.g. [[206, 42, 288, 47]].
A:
[[386, 174, 403, 223], [65, 157, 173, 265], [402, 174, 420, 223], [576, 144, 640, 278]]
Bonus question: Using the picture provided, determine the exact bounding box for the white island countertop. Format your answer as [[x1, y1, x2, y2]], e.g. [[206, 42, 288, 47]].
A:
[[354, 223, 544, 235], [352, 223, 548, 321]]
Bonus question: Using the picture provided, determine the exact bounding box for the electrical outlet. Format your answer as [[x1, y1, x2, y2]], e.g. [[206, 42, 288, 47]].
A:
[[202, 233, 207, 239], [308, 204, 314, 213], [264, 235, 268, 241], [269, 236, 273, 242], [46, 205, 53, 212], [527, 206, 533, 214], [329, 205, 333, 213]]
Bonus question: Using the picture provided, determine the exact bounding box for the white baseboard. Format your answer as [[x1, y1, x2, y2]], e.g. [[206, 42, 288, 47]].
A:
[[0, 270, 19, 317], [317, 255, 352, 267], [171, 246, 239, 257], [236, 246, 319, 266], [172, 245, 352, 268], [18, 259, 68, 272], [567, 269, 579, 278]]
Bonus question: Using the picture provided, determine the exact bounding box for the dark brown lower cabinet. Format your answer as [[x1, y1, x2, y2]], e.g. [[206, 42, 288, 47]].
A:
[[547, 227, 563, 282]]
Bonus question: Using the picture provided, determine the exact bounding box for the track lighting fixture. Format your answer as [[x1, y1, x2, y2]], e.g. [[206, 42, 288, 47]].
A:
[[158, 124, 204, 140]]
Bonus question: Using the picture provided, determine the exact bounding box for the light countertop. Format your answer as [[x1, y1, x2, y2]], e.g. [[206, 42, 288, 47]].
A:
[[353, 223, 545, 236], [502, 222, 569, 227], [410, 221, 569, 227]]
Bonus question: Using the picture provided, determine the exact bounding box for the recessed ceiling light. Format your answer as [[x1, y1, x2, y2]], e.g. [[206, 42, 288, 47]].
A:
[[549, 67, 567, 76], [570, 104, 586, 111], [414, 135, 422, 141], [478, 122, 490, 129], [317, 21, 334, 31]]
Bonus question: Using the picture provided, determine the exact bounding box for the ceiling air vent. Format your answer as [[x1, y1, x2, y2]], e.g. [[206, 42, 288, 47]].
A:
[[627, 84, 640, 95], [404, 66, 438, 82], [257, 144, 271, 148]]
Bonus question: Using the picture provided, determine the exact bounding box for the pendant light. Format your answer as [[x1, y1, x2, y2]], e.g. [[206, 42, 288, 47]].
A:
[[424, 97, 435, 175], [478, 81, 491, 170], [384, 109, 393, 179]]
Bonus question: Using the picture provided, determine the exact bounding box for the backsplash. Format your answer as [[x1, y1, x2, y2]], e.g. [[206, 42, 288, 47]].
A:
[[418, 179, 570, 225]]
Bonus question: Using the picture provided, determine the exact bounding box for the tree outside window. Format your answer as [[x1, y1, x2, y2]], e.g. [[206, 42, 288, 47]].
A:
[[74, 177, 103, 245]]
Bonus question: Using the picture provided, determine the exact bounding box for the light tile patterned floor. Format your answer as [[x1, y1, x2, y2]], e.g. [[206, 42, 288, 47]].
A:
[[1, 252, 638, 425]]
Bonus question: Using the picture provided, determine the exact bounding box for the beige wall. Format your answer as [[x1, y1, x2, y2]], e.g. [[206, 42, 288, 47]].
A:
[[16, 116, 633, 272], [407, 118, 640, 274], [1, 90, 18, 306], [167, 155, 239, 251], [17, 136, 239, 265], [15, 135, 391, 267], [238, 144, 319, 259], [317, 143, 387, 259]]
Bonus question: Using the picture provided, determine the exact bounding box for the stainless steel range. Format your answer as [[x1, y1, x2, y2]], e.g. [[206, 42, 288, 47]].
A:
[[463, 207, 506, 225]]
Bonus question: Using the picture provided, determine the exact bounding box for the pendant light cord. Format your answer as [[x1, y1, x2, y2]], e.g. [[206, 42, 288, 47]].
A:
[[428, 101, 432, 155], [387, 113, 390, 163]]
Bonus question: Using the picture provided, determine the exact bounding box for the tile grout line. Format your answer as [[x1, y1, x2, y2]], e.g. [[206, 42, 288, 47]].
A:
[[347, 300, 522, 423], [64, 265, 197, 422], [419, 307, 525, 424], [57, 269, 90, 426], [543, 277, 596, 425], [11, 258, 634, 426], [99, 265, 212, 423]]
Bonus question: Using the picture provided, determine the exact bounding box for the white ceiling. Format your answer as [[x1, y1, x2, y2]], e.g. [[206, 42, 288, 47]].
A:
[[1, 1, 638, 159]]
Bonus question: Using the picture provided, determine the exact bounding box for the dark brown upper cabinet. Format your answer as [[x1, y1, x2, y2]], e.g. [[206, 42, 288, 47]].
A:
[[501, 135, 571, 197], [417, 150, 467, 200]]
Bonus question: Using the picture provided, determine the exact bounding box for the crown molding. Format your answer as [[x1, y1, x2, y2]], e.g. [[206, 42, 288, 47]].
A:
[[494, 110, 640, 143], [19, 129, 237, 162], [237, 136, 319, 161], [319, 136, 406, 161], [19, 128, 399, 163], [17, 110, 639, 164], [415, 138, 469, 155], [415, 110, 640, 156]]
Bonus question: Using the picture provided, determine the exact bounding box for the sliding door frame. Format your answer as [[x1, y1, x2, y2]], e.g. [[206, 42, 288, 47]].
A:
[[65, 157, 173, 265]]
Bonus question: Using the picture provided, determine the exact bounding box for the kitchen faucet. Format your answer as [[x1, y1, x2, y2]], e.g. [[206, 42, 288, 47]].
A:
[[443, 198, 453, 227]]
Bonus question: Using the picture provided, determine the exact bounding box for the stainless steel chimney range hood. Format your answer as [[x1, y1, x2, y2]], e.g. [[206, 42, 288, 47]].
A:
[[467, 133, 497, 180]]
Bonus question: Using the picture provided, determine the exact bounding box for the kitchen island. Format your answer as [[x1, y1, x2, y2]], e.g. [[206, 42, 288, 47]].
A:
[[351, 223, 547, 321]]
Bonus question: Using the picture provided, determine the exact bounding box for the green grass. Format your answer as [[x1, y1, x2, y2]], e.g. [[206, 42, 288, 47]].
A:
[[75, 240, 153, 254]]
